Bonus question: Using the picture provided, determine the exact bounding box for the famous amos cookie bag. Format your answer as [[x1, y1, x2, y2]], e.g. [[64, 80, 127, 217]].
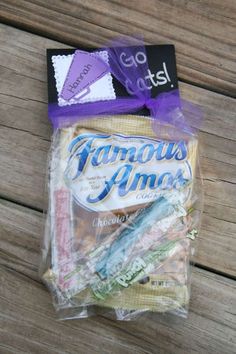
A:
[[41, 41, 203, 320]]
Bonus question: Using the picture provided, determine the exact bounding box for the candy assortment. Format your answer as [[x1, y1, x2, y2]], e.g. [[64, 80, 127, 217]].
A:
[[41, 115, 202, 320]]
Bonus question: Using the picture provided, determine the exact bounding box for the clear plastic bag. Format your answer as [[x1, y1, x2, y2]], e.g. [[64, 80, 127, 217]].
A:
[[40, 113, 203, 320]]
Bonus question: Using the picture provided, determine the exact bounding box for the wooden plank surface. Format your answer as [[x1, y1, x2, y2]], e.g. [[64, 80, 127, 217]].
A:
[[0, 1, 235, 351], [0, 198, 235, 354], [0, 24, 235, 276], [0, 0, 235, 97]]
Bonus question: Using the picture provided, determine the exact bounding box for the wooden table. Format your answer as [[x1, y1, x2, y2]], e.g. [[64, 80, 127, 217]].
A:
[[0, 1, 235, 353]]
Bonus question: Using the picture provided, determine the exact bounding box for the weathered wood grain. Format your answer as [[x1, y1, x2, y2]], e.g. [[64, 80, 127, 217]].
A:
[[0, 198, 235, 354], [0, 24, 235, 276], [0, 3, 235, 353], [0, 0, 235, 96], [0, 198, 41, 281], [0, 267, 234, 354]]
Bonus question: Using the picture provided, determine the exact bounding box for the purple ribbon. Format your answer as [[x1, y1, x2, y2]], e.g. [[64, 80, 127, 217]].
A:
[[48, 40, 201, 134]]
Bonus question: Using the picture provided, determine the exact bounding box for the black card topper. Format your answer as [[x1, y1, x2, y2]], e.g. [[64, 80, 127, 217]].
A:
[[47, 45, 178, 115]]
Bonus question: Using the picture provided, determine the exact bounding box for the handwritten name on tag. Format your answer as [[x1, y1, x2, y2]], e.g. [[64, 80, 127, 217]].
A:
[[60, 50, 109, 101]]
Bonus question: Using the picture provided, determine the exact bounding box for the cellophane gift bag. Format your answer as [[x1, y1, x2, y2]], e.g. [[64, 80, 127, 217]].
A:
[[40, 41, 203, 321]]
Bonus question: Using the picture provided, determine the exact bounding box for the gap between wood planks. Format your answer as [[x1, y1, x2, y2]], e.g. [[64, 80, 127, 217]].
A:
[[0, 24, 236, 277], [0, 0, 235, 98], [0, 9, 235, 354], [0, 23, 235, 278], [1, 8, 234, 102], [0, 18, 233, 100], [0, 260, 234, 354], [0, 194, 235, 353]]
